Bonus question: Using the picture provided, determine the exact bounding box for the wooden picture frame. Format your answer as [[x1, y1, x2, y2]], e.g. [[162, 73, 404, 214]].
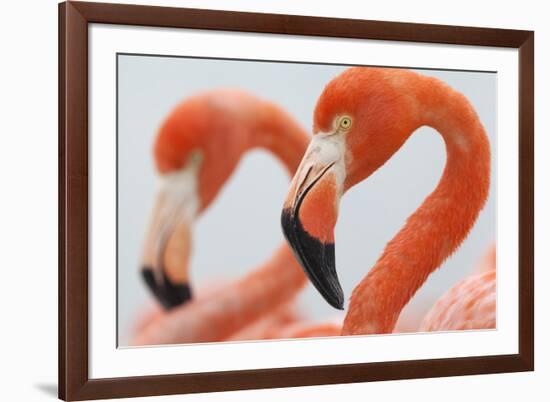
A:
[[59, 1, 534, 400]]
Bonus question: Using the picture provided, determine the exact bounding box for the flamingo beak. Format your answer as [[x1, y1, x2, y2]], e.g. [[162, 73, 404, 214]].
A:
[[281, 135, 346, 310], [141, 167, 199, 310]]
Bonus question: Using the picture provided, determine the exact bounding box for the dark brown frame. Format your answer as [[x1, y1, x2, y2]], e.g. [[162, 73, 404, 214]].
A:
[[59, 1, 534, 400]]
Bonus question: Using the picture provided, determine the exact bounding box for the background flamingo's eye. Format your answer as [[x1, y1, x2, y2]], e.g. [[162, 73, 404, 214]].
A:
[[188, 149, 204, 166]]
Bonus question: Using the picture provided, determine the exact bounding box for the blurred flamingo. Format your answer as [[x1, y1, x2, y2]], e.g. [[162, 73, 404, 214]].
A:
[[419, 244, 495, 331], [281, 67, 496, 336], [134, 90, 310, 345], [473, 243, 496, 274]]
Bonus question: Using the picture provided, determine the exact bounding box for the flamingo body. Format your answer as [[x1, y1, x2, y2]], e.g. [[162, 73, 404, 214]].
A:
[[420, 270, 496, 331]]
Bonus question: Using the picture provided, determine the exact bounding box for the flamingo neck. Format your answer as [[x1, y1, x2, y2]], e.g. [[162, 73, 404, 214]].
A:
[[342, 78, 491, 335], [245, 102, 309, 175], [195, 102, 309, 340]]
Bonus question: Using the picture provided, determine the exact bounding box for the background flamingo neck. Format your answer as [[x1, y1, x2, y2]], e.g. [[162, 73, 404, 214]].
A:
[[224, 103, 309, 330], [245, 102, 309, 175], [342, 78, 491, 335]]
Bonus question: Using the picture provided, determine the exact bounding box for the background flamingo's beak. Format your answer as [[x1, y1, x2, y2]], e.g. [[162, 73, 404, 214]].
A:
[[141, 212, 193, 309], [141, 166, 199, 309]]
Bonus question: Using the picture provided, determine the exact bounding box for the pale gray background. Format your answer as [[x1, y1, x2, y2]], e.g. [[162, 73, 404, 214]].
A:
[[117, 55, 496, 346]]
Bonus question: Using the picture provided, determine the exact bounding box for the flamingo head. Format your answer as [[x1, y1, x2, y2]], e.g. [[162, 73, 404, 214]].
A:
[[281, 67, 420, 309], [141, 92, 249, 309]]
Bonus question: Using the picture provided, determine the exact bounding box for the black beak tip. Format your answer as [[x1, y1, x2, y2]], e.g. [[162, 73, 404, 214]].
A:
[[321, 279, 344, 310], [328, 291, 345, 311], [281, 208, 345, 311], [141, 267, 193, 310]]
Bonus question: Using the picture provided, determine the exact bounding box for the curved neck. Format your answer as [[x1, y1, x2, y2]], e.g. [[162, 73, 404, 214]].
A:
[[197, 101, 309, 339], [342, 77, 491, 335], [195, 93, 309, 212], [245, 101, 310, 175]]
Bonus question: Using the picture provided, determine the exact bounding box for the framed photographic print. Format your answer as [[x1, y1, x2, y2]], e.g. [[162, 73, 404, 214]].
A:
[[58, 1, 534, 400]]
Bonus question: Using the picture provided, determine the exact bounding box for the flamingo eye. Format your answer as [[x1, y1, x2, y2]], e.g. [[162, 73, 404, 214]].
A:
[[188, 149, 203, 166], [338, 116, 352, 131]]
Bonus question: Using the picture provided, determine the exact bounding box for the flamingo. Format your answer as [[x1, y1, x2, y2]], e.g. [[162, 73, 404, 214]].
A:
[[419, 244, 495, 331], [281, 67, 495, 336], [134, 89, 310, 345]]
